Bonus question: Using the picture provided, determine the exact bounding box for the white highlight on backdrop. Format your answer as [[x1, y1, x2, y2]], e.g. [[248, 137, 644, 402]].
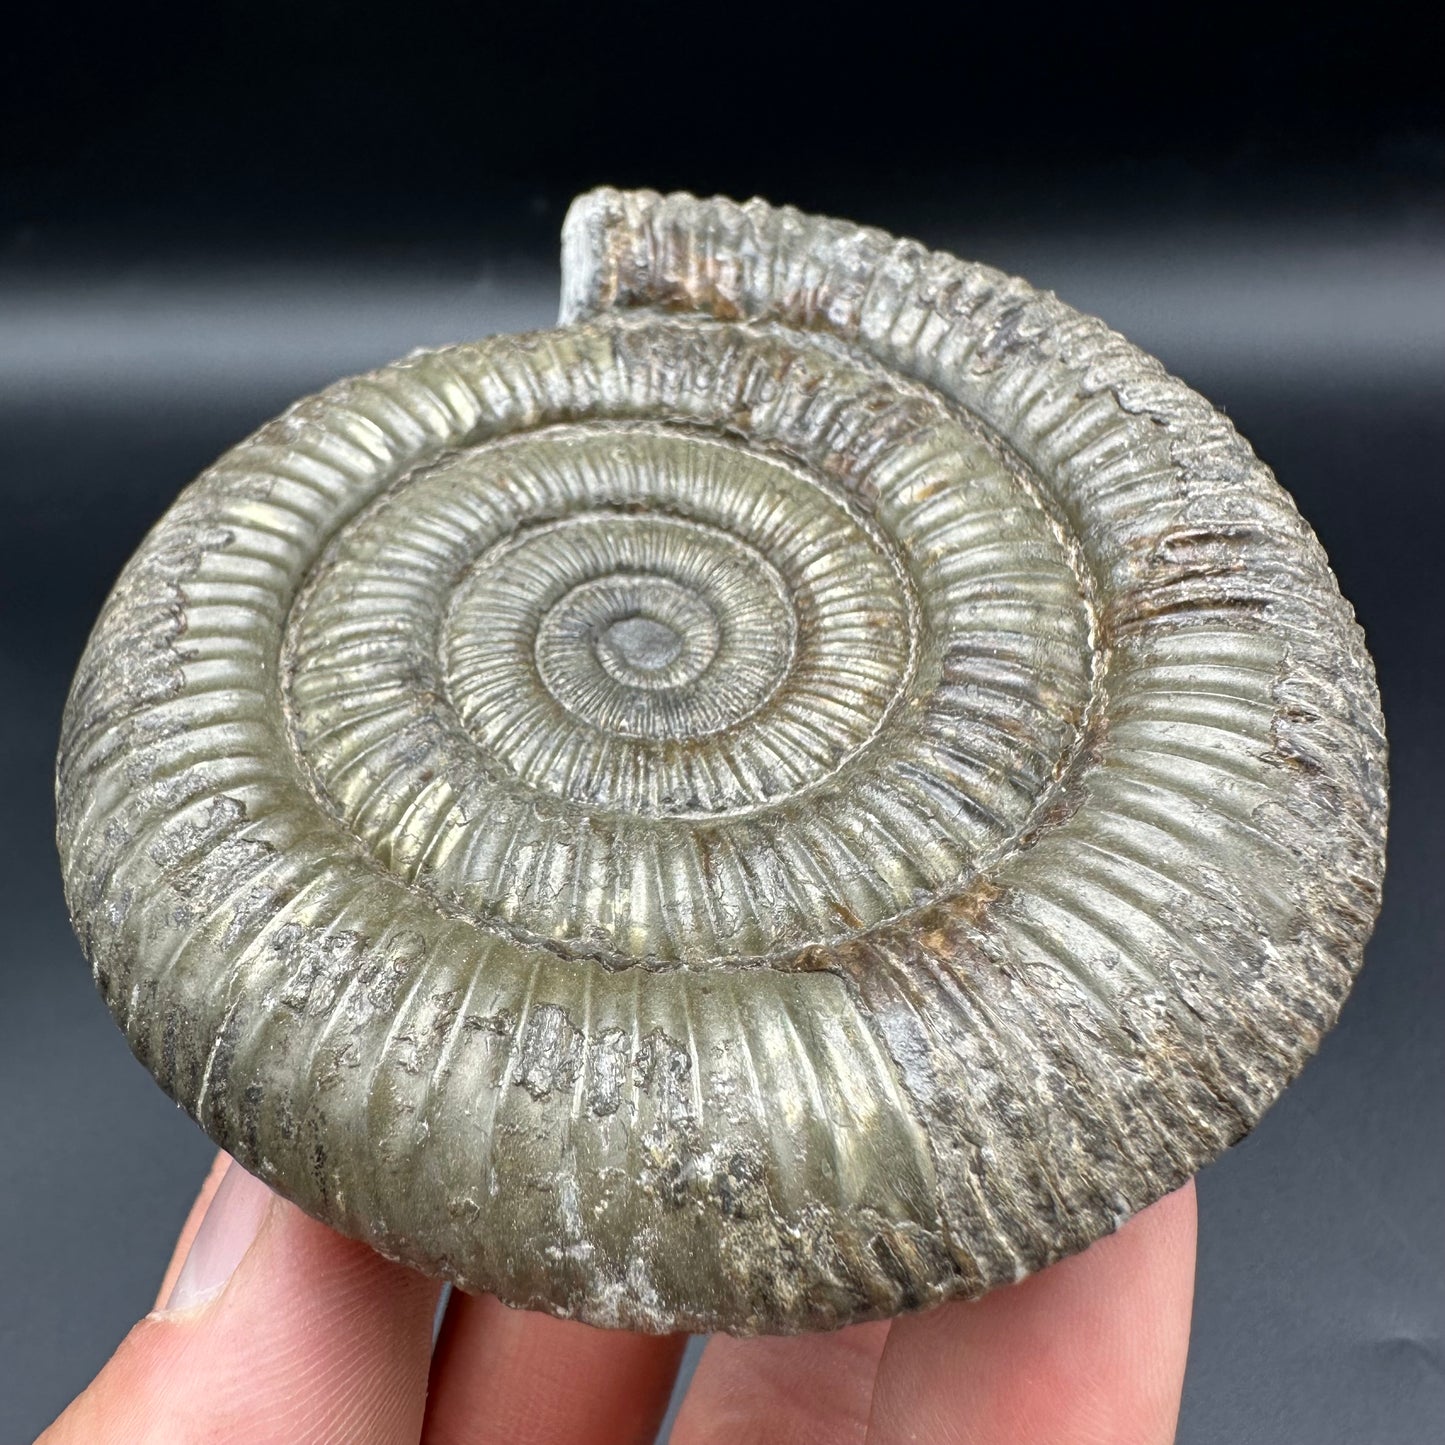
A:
[[2, 228, 1440, 407]]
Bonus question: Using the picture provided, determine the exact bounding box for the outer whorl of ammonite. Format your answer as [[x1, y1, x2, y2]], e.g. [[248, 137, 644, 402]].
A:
[[57, 189, 1388, 1334]]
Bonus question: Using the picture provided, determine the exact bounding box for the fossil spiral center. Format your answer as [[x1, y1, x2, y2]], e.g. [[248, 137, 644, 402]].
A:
[[601, 614, 683, 672], [283, 345, 1095, 964], [517, 523, 792, 742], [540, 572, 720, 703]]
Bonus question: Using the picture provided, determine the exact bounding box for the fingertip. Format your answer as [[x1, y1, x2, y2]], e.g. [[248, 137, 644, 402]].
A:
[[159, 1159, 275, 1313], [423, 1291, 687, 1445], [44, 1172, 441, 1445], [153, 1150, 235, 1312], [869, 1184, 1199, 1445]]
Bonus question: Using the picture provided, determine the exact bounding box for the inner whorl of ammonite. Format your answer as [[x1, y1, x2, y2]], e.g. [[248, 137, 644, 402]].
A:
[[57, 187, 1387, 1336], [282, 357, 1095, 965]]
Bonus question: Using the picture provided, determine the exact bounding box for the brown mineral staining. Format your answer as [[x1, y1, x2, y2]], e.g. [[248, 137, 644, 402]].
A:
[[56, 189, 1386, 1333]]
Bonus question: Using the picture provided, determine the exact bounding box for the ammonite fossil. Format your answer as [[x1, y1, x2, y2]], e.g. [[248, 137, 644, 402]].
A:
[[56, 189, 1388, 1334]]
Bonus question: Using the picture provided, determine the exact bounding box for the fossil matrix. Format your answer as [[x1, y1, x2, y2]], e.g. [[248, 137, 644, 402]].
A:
[[57, 189, 1387, 1334]]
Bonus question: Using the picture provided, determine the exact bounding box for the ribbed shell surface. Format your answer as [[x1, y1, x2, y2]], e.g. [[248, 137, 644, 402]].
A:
[[56, 189, 1388, 1333]]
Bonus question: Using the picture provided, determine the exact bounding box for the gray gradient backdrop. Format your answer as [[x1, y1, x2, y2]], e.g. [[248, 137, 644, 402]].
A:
[[2, 217, 1440, 1440]]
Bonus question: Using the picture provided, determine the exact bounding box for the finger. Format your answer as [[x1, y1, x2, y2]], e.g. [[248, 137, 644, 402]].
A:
[[669, 1182, 1196, 1445], [422, 1290, 686, 1445], [667, 1319, 891, 1445], [40, 1157, 442, 1445], [153, 1149, 233, 1310], [868, 1181, 1198, 1445]]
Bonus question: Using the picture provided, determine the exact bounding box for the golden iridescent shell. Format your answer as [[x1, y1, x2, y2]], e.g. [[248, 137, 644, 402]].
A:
[[56, 190, 1387, 1333]]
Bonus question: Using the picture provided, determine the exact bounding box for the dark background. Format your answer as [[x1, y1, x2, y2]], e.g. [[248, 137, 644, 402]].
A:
[[2, 6, 1441, 1440]]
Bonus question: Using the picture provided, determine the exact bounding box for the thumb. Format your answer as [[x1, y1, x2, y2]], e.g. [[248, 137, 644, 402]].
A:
[[38, 1156, 441, 1445]]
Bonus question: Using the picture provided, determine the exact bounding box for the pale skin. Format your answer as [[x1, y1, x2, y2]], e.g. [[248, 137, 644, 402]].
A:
[[40, 1154, 1196, 1445]]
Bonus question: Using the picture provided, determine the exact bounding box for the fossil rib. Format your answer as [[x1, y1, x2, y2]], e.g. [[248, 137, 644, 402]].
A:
[[56, 188, 1388, 1334]]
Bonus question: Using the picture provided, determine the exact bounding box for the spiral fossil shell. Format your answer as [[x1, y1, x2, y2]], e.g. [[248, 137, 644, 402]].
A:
[[56, 189, 1388, 1333]]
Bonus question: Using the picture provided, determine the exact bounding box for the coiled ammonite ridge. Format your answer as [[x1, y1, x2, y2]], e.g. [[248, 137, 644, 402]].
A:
[[57, 189, 1388, 1334]]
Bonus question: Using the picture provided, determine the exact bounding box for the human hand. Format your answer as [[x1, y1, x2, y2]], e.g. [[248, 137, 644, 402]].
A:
[[39, 1152, 1195, 1444]]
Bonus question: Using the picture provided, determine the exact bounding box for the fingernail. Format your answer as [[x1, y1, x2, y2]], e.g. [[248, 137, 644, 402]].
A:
[[162, 1159, 274, 1313]]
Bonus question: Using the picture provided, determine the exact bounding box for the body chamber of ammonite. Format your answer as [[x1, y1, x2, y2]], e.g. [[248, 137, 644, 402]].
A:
[[56, 189, 1387, 1334]]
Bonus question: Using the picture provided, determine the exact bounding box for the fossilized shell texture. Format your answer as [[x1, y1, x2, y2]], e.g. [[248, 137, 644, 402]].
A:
[[56, 188, 1388, 1334]]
